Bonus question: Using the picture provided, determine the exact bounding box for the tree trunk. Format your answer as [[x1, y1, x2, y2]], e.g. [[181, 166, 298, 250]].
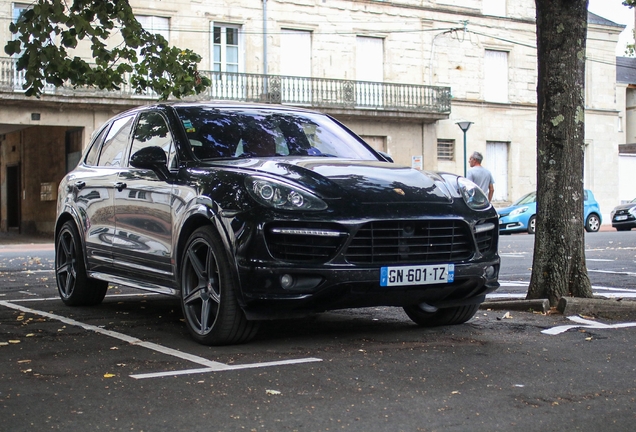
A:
[[527, 0, 593, 306]]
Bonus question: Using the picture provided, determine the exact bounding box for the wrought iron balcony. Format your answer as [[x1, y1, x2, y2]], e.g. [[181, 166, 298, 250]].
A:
[[0, 57, 451, 115]]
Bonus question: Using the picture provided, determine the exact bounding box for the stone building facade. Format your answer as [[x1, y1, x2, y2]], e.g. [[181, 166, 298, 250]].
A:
[[0, 0, 626, 233]]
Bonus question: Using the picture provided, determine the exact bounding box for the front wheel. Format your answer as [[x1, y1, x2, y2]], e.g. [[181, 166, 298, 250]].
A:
[[180, 226, 259, 345], [585, 214, 601, 232], [403, 304, 480, 327], [527, 216, 536, 234], [55, 221, 108, 306]]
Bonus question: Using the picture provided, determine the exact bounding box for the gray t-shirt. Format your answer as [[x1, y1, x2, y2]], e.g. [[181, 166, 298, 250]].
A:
[[467, 166, 495, 195]]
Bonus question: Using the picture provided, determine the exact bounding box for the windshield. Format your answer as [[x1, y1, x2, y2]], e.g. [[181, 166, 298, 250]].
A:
[[175, 107, 379, 160], [512, 192, 536, 206]]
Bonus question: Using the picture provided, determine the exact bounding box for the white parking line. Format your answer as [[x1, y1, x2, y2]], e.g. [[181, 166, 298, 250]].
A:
[[542, 316, 636, 335], [499, 281, 529, 287], [487, 293, 525, 299], [492, 280, 636, 299], [589, 269, 636, 277], [130, 358, 322, 380], [0, 299, 322, 379]]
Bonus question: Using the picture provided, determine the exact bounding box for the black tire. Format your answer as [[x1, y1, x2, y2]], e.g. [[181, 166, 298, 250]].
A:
[[403, 303, 480, 327], [527, 216, 536, 234], [180, 226, 259, 345], [585, 214, 601, 232], [55, 221, 108, 306]]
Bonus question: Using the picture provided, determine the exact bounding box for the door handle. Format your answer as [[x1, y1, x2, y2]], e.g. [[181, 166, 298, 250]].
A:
[[114, 182, 127, 192], [67, 181, 85, 192]]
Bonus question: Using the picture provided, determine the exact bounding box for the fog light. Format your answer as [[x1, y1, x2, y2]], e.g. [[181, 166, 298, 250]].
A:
[[485, 266, 496, 278], [280, 274, 295, 289]]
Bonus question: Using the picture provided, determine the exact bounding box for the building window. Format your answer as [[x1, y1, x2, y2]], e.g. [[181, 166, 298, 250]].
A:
[[212, 24, 241, 73], [281, 29, 312, 103], [136, 16, 170, 42], [483, 0, 506, 17], [484, 50, 509, 103], [356, 37, 384, 106], [12, 3, 30, 24], [437, 139, 455, 161], [361, 135, 387, 153], [281, 29, 311, 77]]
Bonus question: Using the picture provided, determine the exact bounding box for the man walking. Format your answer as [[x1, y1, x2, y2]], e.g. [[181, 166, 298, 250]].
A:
[[467, 151, 494, 201]]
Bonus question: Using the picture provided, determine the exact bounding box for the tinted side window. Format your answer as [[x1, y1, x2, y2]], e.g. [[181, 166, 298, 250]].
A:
[[130, 111, 175, 167], [97, 115, 135, 167], [84, 125, 110, 167]]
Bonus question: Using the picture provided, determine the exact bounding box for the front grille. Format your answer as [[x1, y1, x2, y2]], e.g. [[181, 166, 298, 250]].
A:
[[265, 223, 346, 263], [345, 220, 474, 264], [475, 225, 496, 253], [614, 209, 635, 221]]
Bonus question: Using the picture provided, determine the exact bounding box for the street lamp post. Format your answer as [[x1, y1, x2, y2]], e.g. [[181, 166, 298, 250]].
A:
[[456, 120, 474, 177]]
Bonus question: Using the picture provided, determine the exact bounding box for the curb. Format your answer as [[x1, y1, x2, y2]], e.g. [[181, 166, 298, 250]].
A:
[[481, 297, 636, 321], [557, 297, 636, 321], [481, 299, 550, 313]]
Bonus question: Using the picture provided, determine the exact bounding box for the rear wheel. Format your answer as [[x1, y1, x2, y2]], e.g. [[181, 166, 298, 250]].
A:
[[404, 304, 480, 327], [55, 221, 108, 306], [527, 216, 536, 234], [180, 226, 259, 345], [585, 214, 601, 232]]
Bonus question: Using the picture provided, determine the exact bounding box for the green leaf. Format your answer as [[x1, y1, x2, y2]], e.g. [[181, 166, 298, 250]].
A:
[[4, 40, 21, 56], [3, 0, 210, 99]]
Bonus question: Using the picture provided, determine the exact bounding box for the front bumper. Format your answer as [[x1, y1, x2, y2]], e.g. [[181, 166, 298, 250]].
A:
[[611, 219, 636, 230], [237, 258, 500, 320], [498, 217, 527, 233]]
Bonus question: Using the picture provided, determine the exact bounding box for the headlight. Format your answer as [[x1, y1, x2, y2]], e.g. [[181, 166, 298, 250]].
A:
[[510, 206, 529, 217], [457, 177, 490, 210], [246, 176, 327, 211]]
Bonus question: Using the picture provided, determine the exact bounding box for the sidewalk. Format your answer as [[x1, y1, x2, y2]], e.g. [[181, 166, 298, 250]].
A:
[[0, 231, 54, 245]]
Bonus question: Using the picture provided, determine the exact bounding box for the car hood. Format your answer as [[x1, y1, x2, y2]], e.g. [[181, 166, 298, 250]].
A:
[[497, 203, 535, 216], [612, 203, 636, 212], [208, 158, 455, 204], [497, 205, 518, 215]]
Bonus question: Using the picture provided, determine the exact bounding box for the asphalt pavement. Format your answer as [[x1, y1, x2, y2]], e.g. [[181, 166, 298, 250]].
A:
[[2, 225, 636, 431]]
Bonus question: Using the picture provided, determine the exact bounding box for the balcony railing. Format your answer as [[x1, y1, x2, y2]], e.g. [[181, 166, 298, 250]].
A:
[[0, 57, 451, 114]]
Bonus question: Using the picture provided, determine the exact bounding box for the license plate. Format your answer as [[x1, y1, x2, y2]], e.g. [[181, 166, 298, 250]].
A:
[[380, 264, 454, 287], [616, 215, 628, 221]]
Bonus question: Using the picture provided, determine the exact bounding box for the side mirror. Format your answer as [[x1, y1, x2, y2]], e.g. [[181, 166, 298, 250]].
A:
[[377, 151, 394, 163], [130, 146, 170, 180]]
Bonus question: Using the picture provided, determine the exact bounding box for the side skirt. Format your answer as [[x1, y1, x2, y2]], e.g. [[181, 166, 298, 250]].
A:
[[88, 272, 179, 297]]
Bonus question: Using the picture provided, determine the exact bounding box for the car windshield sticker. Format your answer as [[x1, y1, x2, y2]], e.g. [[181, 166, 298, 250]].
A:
[[182, 119, 196, 133]]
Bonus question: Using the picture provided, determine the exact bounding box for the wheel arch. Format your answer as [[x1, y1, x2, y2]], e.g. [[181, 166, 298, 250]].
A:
[[55, 209, 84, 249], [175, 214, 214, 273], [175, 212, 238, 286], [175, 211, 251, 311]]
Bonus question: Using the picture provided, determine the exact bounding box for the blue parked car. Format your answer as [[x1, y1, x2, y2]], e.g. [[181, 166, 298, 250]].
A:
[[498, 190, 602, 234]]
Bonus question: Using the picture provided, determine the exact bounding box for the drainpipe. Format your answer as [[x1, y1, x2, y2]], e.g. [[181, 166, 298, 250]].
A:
[[263, 0, 268, 94]]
